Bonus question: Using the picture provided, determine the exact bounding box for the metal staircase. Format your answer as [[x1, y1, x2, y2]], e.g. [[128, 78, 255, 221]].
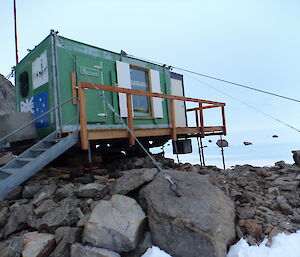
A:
[[0, 131, 78, 199]]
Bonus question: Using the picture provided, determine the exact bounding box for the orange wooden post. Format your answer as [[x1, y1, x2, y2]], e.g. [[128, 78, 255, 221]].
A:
[[170, 99, 177, 141], [221, 106, 227, 135], [70, 72, 77, 104], [78, 85, 88, 150], [195, 109, 199, 128], [126, 93, 135, 145], [199, 102, 204, 137]]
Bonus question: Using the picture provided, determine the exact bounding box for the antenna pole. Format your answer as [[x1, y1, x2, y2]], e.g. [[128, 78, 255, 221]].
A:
[[13, 0, 19, 64]]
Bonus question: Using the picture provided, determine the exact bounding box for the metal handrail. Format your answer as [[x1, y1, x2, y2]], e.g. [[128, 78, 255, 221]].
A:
[[0, 96, 75, 145]]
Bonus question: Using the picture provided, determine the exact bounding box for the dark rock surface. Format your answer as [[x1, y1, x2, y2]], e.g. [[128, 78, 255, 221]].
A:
[[0, 74, 15, 116], [140, 170, 236, 257]]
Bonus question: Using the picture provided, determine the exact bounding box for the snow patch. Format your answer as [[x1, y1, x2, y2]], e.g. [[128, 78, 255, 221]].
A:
[[227, 231, 300, 257], [142, 246, 172, 257]]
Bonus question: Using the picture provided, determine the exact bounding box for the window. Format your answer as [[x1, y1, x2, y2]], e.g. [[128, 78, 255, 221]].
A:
[[20, 71, 29, 98], [130, 67, 151, 116]]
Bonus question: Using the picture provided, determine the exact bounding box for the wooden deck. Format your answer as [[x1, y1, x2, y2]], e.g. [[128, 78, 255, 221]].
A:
[[87, 126, 225, 141], [73, 74, 226, 150]]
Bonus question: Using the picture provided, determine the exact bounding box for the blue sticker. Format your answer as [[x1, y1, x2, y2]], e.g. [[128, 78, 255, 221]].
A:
[[33, 91, 49, 128]]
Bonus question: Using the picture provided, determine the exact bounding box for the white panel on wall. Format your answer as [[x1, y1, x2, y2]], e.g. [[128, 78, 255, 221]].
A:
[[32, 51, 49, 89], [150, 69, 163, 118], [171, 78, 187, 127], [116, 61, 131, 117]]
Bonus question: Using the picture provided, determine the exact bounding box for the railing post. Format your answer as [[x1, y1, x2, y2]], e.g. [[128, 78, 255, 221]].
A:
[[126, 93, 135, 145], [195, 109, 199, 128], [199, 102, 204, 137], [170, 99, 177, 141], [78, 84, 88, 150], [221, 106, 227, 136]]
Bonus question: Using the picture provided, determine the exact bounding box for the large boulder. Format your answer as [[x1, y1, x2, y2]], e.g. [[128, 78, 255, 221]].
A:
[[139, 170, 236, 257], [110, 168, 158, 195], [83, 194, 146, 252]]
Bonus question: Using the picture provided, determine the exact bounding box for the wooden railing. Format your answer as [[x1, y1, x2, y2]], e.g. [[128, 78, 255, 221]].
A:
[[76, 81, 226, 150]]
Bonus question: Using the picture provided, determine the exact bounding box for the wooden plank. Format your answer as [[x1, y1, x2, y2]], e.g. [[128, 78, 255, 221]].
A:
[[70, 72, 77, 104], [87, 126, 224, 140], [78, 87, 88, 150], [78, 82, 225, 106], [126, 94, 135, 145], [222, 106, 227, 136], [199, 103, 205, 137], [202, 105, 223, 110], [187, 104, 223, 111], [170, 99, 177, 141]]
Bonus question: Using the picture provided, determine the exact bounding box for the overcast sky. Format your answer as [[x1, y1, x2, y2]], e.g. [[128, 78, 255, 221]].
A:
[[1, 0, 300, 147]]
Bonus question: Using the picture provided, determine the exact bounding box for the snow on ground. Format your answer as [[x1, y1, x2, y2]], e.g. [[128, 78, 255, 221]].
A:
[[142, 231, 300, 257], [141, 246, 171, 257], [227, 231, 300, 257]]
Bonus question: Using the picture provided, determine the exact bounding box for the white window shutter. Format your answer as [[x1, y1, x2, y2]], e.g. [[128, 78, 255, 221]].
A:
[[116, 61, 131, 117], [150, 69, 163, 118]]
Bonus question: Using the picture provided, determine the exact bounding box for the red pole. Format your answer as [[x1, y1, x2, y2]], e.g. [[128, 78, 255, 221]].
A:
[[14, 0, 19, 64]]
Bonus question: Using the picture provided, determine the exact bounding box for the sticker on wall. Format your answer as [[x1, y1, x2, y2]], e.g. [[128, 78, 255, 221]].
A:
[[20, 97, 34, 114], [32, 51, 49, 89], [33, 91, 49, 128], [80, 66, 100, 77]]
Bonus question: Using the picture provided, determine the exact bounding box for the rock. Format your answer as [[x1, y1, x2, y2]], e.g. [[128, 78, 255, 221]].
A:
[[1, 204, 32, 237], [23, 232, 56, 257], [275, 161, 287, 168], [32, 184, 57, 207], [0, 207, 8, 228], [140, 170, 236, 257], [236, 206, 255, 219], [4, 186, 22, 200], [273, 177, 299, 191], [73, 174, 93, 184], [76, 213, 91, 227], [110, 168, 158, 195], [22, 185, 43, 199], [0, 74, 15, 115], [76, 183, 108, 200], [83, 194, 146, 252], [216, 139, 228, 147], [0, 151, 14, 166], [278, 202, 293, 215], [291, 214, 300, 223], [268, 187, 280, 196], [0, 236, 23, 257], [49, 240, 70, 257], [292, 150, 300, 166], [256, 168, 270, 177], [40, 199, 81, 231], [240, 219, 263, 239], [70, 243, 121, 257], [92, 169, 109, 176], [243, 142, 252, 146], [55, 226, 81, 243], [54, 183, 75, 201], [34, 199, 57, 217], [123, 232, 152, 257]]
